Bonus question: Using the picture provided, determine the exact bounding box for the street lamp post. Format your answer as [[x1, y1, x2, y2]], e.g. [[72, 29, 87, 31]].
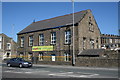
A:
[[71, 0, 75, 66]]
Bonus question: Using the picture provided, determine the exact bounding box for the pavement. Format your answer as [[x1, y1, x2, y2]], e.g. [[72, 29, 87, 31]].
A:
[[33, 64, 118, 71]]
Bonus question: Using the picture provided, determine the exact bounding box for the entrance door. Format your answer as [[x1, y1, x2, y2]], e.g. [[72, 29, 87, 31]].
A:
[[51, 54, 56, 61]]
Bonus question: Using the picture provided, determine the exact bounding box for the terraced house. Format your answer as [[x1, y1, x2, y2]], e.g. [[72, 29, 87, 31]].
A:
[[101, 34, 120, 50], [0, 33, 17, 60], [17, 9, 101, 65]]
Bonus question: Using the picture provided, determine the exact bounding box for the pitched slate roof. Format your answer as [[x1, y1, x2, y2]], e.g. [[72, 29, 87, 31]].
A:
[[18, 9, 89, 35]]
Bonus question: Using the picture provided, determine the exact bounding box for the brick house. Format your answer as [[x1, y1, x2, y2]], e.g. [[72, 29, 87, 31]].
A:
[[0, 33, 17, 60], [17, 9, 101, 65]]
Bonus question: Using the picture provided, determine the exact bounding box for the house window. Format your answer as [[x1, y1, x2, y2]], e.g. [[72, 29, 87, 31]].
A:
[[29, 36, 33, 46], [51, 32, 56, 45], [64, 53, 70, 61], [7, 52, 10, 58], [0, 42, 1, 49], [83, 37, 86, 50], [20, 37, 24, 47], [115, 39, 118, 43], [7, 43, 11, 50], [89, 22, 94, 32], [39, 34, 44, 46], [19, 52, 24, 58], [28, 53, 33, 60], [39, 52, 43, 61], [90, 39, 94, 49], [65, 30, 71, 44], [89, 17, 92, 21], [96, 38, 99, 48], [0, 36, 2, 41], [109, 39, 112, 43]]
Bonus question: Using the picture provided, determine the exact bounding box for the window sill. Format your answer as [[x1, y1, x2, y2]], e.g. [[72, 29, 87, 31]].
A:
[[28, 46, 33, 47], [20, 47, 24, 48], [64, 61, 71, 62], [50, 44, 56, 45], [39, 60, 43, 61], [89, 30, 94, 32], [38, 45, 44, 46], [64, 43, 71, 45]]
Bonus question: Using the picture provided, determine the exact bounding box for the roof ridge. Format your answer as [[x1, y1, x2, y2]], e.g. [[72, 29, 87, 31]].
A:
[[34, 9, 89, 23]]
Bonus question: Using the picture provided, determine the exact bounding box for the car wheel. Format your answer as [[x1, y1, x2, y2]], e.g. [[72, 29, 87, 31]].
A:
[[19, 64, 23, 68], [7, 63, 11, 67]]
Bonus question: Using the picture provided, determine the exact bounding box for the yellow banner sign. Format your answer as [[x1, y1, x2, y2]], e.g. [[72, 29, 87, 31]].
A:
[[32, 46, 53, 51]]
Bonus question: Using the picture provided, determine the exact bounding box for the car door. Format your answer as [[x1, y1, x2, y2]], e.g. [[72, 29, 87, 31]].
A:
[[10, 58, 16, 66], [13, 58, 20, 66]]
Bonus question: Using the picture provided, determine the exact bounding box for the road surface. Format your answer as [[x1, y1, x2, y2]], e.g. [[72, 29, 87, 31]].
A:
[[2, 63, 119, 79]]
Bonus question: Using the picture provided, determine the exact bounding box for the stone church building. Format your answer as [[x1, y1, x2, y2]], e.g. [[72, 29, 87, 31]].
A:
[[17, 9, 101, 65]]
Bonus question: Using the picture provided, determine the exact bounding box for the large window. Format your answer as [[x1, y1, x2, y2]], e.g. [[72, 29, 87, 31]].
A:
[[39, 34, 44, 46], [65, 30, 71, 44], [83, 37, 86, 50], [28, 53, 33, 60], [19, 52, 24, 58], [109, 39, 113, 43], [115, 39, 118, 43], [90, 39, 94, 49], [51, 32, 56, 45], [0, 36, 2, 41], [29, 36, 33, 46], [7, 43, 11, 50], [20, 37, 24, 47], [0, 42, 1, 49], [89, 22, 94, 32], [88, 16, 94, 32], [39, 52, 43, 61], [64, 53, 70, 61], [6, 52, 10, 58]]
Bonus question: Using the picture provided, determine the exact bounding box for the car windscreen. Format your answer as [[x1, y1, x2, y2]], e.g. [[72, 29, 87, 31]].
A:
[[17, 58, 25, 61]]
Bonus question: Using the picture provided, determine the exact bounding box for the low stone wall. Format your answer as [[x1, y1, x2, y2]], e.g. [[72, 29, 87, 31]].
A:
[[36, 61, 72, 66], [3, 50, 119, 68], [76, 57, 119, 67]]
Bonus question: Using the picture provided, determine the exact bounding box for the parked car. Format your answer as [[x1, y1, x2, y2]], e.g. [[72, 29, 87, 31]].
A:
[[6, 58, 32, 68]]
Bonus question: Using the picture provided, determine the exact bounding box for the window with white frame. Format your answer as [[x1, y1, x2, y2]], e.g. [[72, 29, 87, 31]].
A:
[[109, 39, 112, 43], [20, 37, 24, 47], [115, 39, 118, 43], [90, 39, 94, 49], [39, 34, 44, 46], [65, 30, 71, 44], [51, 32, 56, 44], [29, 36, 33, 46], [28, 53, 33, 60], [39, 52, 43, 61], [64, 53, 70, 61], [7, 43, 11, 50], [0, 42, 1, 49], [83, 37, 86, 50], [0, 36, 2, 41], [89, 22, 94, 32], [19, 52, 24, 58]]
